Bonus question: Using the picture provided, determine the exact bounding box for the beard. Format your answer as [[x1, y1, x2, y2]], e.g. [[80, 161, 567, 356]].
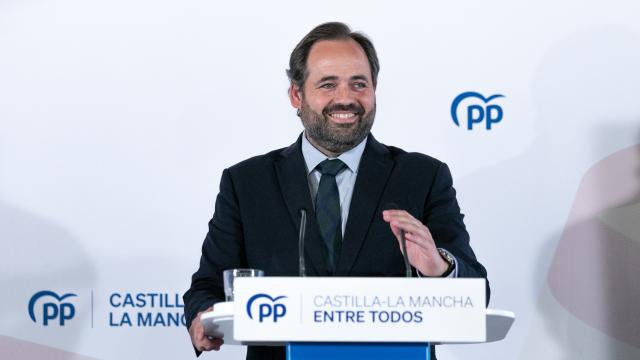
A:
[[299, 98, 375, 155]]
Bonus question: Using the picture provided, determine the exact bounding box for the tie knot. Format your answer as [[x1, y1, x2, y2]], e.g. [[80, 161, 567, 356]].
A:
[[316, 159, 346, 176]]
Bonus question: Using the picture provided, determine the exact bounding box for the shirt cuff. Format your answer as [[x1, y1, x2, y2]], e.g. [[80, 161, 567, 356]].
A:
[[416, 248, 458, 278]]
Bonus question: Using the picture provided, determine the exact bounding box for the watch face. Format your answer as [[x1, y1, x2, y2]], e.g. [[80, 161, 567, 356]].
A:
[[438, 249, 454, 266]]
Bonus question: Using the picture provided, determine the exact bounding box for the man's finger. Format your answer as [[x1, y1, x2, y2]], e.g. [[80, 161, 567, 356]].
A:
[[383, 210, 409, 224], [198, 336, 222, 351], [384, 211, 425, 230], [383, 210, 423, 224], [388, 221, 403, 239], [390, 219, 427, 237], [195, 324, 205, 341], [205, 338, 224, 351], [404, 231, 435, 251], [384, 212, 417, 236], [383, 209, 409, 217]]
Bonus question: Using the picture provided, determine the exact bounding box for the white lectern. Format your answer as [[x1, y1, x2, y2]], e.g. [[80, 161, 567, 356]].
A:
[[202, 277, 514, 360]]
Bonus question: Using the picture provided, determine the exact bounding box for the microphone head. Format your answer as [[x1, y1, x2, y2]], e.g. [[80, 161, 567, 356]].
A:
[[384, 202, 400, 211]]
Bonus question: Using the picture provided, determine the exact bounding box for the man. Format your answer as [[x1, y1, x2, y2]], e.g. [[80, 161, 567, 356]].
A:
[[184, 22, 489, 359]]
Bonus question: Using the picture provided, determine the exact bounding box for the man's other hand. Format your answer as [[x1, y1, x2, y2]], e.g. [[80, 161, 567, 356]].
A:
[[189, 306, 224, 352]]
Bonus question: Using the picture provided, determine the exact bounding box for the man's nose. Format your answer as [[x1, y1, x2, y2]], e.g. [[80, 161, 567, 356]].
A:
[[334, 83, 355, 103]]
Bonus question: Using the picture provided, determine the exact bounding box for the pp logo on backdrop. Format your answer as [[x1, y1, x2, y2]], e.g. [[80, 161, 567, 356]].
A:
[[246, 293, 287, 323], [451, 92, 505, 130], [28, 291, 77, 326]]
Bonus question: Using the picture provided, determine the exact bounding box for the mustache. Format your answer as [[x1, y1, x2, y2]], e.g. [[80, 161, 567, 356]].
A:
[[322, 103, 364, 116]]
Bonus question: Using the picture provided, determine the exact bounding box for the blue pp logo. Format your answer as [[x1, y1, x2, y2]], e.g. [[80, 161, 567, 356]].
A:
[[246, 293, 287, 323], [28, 291, 77, 326], [451, 91, 505, 130]]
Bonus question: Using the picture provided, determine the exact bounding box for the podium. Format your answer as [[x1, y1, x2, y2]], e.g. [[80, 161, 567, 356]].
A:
[[202, 278, 514, 360]]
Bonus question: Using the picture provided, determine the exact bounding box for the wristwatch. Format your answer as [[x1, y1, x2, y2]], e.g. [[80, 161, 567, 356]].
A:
[[437, 248, 456, 277]]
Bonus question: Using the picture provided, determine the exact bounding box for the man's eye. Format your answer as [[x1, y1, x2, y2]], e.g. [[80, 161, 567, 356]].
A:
[[353, 82, 367, 89], [320, 83, 335, 89]]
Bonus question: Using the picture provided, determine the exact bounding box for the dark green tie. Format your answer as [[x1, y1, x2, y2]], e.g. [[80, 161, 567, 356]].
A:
[[315, 159, 347, 273]]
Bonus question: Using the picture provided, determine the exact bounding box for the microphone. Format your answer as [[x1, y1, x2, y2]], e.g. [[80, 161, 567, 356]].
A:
[[298, 208, 307, 277], [385, 202, 412, 278]]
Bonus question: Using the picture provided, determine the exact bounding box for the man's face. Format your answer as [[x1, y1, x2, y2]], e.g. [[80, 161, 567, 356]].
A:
[[289, 39, 376, 155]]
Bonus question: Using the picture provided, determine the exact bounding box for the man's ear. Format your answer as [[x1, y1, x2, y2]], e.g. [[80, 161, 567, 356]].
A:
[[288, 82, 302, 109]]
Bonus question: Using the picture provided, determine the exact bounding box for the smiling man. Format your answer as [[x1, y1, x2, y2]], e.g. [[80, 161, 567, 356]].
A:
[[184, 22, 489, 360], [291, 37, 376, 158]]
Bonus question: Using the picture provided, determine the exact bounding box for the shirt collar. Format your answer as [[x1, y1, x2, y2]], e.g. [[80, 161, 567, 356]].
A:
[[301, 132, 367, 175]]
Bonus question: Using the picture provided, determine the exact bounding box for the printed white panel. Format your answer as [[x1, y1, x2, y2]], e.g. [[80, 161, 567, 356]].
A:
[[234, 277, 485, 342]]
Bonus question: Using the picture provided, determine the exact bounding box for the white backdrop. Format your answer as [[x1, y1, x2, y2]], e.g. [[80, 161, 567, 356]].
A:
[[2, 0, 640, 359]]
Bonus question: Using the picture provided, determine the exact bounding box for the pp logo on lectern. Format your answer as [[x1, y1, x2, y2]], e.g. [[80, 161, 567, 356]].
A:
[[246, 293, 287, 323], [451, 91, 505, 130], [28, 291, 77, 326]]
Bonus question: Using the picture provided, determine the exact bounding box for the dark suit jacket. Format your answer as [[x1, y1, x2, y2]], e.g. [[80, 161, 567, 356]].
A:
[[184, 134, 490, 360]]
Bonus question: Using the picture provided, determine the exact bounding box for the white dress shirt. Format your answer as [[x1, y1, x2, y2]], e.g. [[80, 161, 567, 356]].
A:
[[301, 132, 366, 236]]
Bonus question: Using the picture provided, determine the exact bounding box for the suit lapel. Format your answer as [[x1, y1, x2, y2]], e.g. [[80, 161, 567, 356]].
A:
[[274, 134, 329, 276], [336, 135, 393, 275]]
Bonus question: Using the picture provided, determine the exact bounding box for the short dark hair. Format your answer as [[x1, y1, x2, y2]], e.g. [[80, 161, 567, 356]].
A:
[[286, 22, 380, 90]]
